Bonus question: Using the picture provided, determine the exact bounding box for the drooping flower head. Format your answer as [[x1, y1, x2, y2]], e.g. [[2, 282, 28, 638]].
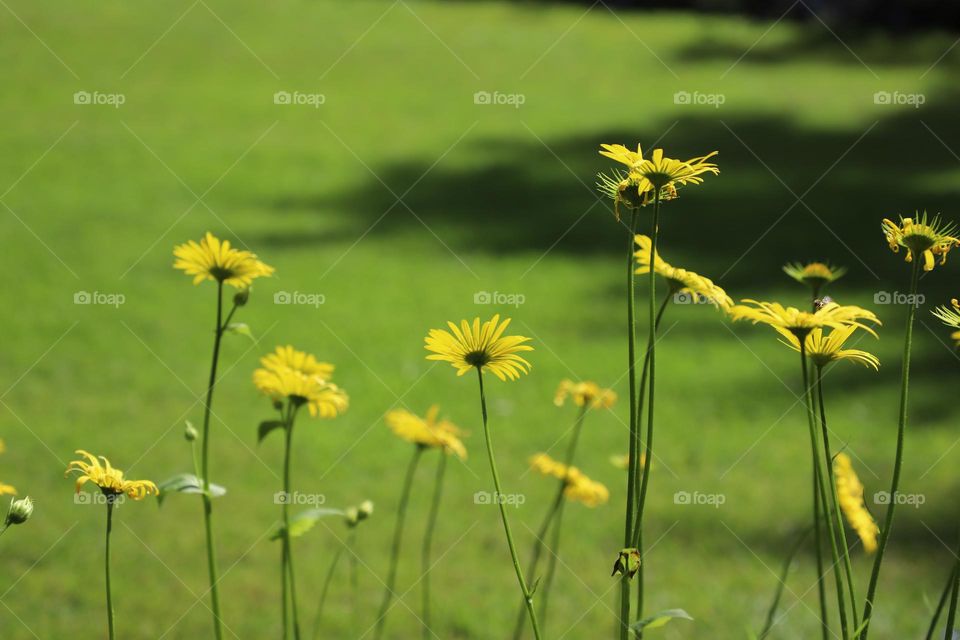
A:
[[773, 325, 880, 369], [932, 298, 960, 347], [424, 315, 533, 381], [65, 451, 159, 500], [554, 380, 616, 410], [881, 213, 959, 272], [528, 453, 609, 507], [385, 406, 467, 459], [728, 299, 880, 339], [253, 345, 347, 419], [174, 232, 275, 288], [833, 453, 879, 553], [634, 235, 733, 310], [783, 262, 847, 293]]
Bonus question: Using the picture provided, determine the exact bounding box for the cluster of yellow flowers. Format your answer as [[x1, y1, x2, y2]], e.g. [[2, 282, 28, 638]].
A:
[[253, 345, 348, 419], [833, 453, 879, 553], [529, 453, 609, 507]]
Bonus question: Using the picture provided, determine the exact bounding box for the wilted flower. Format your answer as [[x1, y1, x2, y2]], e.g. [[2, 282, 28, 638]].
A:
[[881, 213, 959, 272]]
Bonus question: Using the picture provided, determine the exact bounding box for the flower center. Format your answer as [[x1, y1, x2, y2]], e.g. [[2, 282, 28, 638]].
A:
[[464, 350, 490, 368]]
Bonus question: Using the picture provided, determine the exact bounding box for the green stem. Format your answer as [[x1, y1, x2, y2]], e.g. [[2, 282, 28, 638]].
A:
[[200, 280, 226, 640], [421, 452, 448, 640], [816, 366, 860, 631], [759, 526, 813, 639], [476, 368, 543, 640], [105, 499, 116, 640], [348, 529, 358, 635], [801, 345, 850, 639], [312, 544, 344, 640], [373, 445, 423, 640], [538, 496, 566, 632], [861, 260, 921, 639], [813, 454, 830, 640], [926, 564, 958, 640], [511, 484, 564, 640], [621, 208, 641, 639], [944, 533, 960, 640], [283, 405, 302, 640]]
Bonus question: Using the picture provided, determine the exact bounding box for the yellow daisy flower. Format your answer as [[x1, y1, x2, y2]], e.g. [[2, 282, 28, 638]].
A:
[[782, 261, 846, 291], [65, 451, 158, 499], [424, 315, 533, 381], [932, 298, 960, 347], [599, 144, 719, 191], [596, 168, 677, 218], [634, 235, 733, 309], [173, 231, 275, 288], [834, 453, 879, 553], [773, 325, 880, 369], [253, 366, 348, 419], [259, 344, 334, 380], [528, 453, 608, 507], [554, 380, 616, 409], [385, 406, 467, 459], [729, 299, 880, 339], [881, 213, 959, 272], [0, 483, 16, 496]]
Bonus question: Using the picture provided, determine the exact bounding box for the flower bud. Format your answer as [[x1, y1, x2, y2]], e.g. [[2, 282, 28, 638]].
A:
[[233, 288, 250, 307], [358, 500, 374, 519], [611, 548, 640, 579], [184, 421, 198, 442], [5, 496, 34, 526], [345, 506, 360, 527]]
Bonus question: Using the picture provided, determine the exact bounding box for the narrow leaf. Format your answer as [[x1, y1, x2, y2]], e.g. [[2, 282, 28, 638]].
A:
[[631, 608, 693, 632], [270, 508, 345, 541], [258, 420, 285, 443]]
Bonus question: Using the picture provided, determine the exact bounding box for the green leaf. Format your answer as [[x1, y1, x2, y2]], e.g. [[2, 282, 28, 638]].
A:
[[156, 473, 226, 506], [270, 508, 345, 541], [224, 322, 254, 341], [258, 420, 285, 443], [631, 608, 693, 633]]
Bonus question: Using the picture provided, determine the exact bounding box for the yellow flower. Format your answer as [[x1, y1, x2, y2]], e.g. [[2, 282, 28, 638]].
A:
[[259, 345, 334, 380], [385, 406, 467, 459], [881, 213, 959, 272], [173, 232, 275, 288], [554, 380, 616, 409], [782, 262, 846, 291], [833, 453, 879, 553], [425, 315, 533, 381], [529, 453, 608, 507], [773, 325, 880, 369], [729, 299, 880, 339], [0, 483, 15, 496], [253, 366, 348, 419], [596, 168, 677, 219], [634, 235, 733, 310], [600, 144, 719, 191], [932, 298, 960, 347], [65, 451, 158, 499]]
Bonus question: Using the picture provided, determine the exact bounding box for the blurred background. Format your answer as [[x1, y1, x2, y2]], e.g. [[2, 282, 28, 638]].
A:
[[1, 0, 959, 637]]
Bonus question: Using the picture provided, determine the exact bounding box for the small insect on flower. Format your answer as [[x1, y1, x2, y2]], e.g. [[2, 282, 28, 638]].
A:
[[773, 325, 880, 370], [932, 298, 960, 347], [881, 213, 960, 272], [424, 314, 533, 381], [385, 406, 467, 459], [634, 235, 733, 310], [173, 231, 275, 288], [783, 262, 847, 292], [728, 299, 880, 339], [65, 451, 159, 500], [554, 380, 617, 409], [833, 453, 879, 553]]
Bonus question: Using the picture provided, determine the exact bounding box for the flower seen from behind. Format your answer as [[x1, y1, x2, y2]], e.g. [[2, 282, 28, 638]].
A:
[[385, 406, 467, 459], [634, 235, 733, 310], [65, 450, 158, 500], [881, 213, 959, 272], [425, 315, 533, 381], [783, 261, 847, 292], [774, 325, 880, 369], [174, 232, 275, 288], [834, 453, 879, 553], [728, 299, 880, 339]]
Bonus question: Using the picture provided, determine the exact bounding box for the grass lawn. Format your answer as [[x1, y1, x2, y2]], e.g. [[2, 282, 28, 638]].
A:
[[2, 0, 960, 637]]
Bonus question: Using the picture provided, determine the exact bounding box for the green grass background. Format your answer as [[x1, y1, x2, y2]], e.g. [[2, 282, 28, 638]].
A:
[[2, 0, 960, 637]]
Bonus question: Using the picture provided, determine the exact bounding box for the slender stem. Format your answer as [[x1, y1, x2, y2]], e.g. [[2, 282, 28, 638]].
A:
[[373, 446, 423, 640], [105, 500, 116, 640], [621, 208, 641, 639], [813, 454, 830, 640], [200, 280, 226, 640], [348, 529, 358, 635], [283, 406, 302, 640], [759, 526, 813, 639], [861, 260, 921, 639], [422, 452, 448, 640], [476, 368, 543, 640], [944, 533, 960, 640], [280, 403, 291, 639], [511, 485, 564, 640], [801, 345, 850, 639], [926, 565, 959, 640], [312, 545, 345, 640], [538, 497, 566, 631], [816, 366, 860, 630]]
